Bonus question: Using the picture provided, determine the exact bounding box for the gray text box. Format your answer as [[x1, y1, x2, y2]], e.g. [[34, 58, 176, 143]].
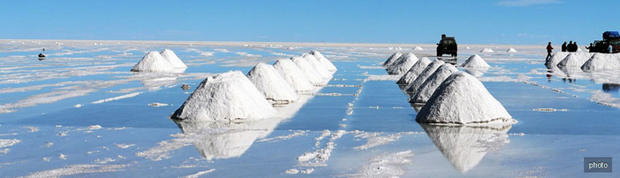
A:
[[584, 157, 612, 173]]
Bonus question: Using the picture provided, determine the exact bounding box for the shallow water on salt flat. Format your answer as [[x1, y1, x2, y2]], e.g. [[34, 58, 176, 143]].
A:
[[0, 41, 618, 177]]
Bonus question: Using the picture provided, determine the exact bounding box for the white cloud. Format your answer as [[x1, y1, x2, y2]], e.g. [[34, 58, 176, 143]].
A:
[[497, 0, 560, 7]]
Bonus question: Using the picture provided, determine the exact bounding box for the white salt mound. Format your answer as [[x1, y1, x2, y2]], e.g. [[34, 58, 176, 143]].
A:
[[416, 72, 515, 125], [506, 48, 518, 53], [396, 57, 432, 85], [247, 63, 299, 103], [557, 52, 595, 68], [291, 56, 326, 85], [302, 53, 332, 79], [387, 53, 419, 75], [272, 59, 314, 92], [160, 49, 188, 69], [581, 53, 620, 71], [460, 54, 490, 68], [405, 60, 445, 93], [171, 71, 277, 121], [413, 46, 424, 51], [310, 50, 337, 72], [383, 52, 403, 66], [131, 51, 174, 72], [545, 52, 570, 69], [410, 64, 459, 103], [480, 48, 494, 53]]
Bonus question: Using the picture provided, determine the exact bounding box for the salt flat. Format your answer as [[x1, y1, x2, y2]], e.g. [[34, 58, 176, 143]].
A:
[[0, 40, 618, 177]]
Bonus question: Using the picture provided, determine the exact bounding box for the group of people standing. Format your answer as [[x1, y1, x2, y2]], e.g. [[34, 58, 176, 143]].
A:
[[561, 41, 579, 52]]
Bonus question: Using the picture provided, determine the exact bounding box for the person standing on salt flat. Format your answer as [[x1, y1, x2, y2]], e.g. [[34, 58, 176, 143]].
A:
[[272, 59, 314, 92], [247, 63, 299, 104], [546, 42, 553, 60]]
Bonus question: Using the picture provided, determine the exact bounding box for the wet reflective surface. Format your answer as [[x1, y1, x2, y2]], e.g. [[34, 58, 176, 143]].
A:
[[0, 41, 618, 177]]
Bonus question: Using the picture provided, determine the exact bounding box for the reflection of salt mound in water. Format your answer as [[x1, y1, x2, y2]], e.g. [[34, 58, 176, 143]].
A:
[[174, 119, 282, 160], [557, 52, 594, 68], [420, 124, 512, 173], [160, 49, 188, 69], [460, 54, 490, 68], [506, 48, 518, 53], [581, 53, 620, 71], [131, 51, 174, 72], [410, 64, 458, 103], [480, 48, 494, 53], [405, 60, 445, 93], [310, 50, 337, 72], [291, 56, 325, 85], [545, 52, 569, 69], [387, 53, 419, 75], [413, 46, 424, 51], [302, 53, 332, 79], [171, 71, 277, 121], [272, 59, 314, 92], [416, 72, 515, 125], [397, 57, 432, 85], [247, 63, 298, 103], [462, 68, 488, 77], [383, 52, 403, 67]]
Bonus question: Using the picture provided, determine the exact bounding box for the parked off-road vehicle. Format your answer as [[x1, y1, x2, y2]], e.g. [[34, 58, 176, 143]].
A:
[[437, 34, 457, 57]]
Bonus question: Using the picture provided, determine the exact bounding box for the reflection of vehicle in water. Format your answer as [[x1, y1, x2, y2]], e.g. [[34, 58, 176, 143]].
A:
[[419, 123, 512, 173], [602, 83, 620, 93], [437, 34, 458, 57]]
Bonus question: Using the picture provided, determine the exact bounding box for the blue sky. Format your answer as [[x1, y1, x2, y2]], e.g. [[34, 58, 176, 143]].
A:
[[0, 0, 618, 44]]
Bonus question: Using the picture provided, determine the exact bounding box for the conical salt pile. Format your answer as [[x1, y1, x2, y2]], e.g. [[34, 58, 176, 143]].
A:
[[480, 48, 494, 53], [405, 60, 445, 93], [557, 52, 594, 68], [416, 72, 515, 125], [310, 50, 337, 72], [273, 59, 314, 92], [387, 53, 419, 75], [545, 52, 569, 69], [410, 64, 459, 103], [506, 48, 517, 53], [383, 52, 403, 66], [247, 63, 299, 103], [413, 46, 424, 51], [131, 51, 175, 72], [160, 49, 188, 69], [460, 54, 490, 68], [581, 53, 620, 71], [170, 71, 277, 121], [291, 56, 325, 85], [302, 53, 332, 79], [396, 57, 432, 85]]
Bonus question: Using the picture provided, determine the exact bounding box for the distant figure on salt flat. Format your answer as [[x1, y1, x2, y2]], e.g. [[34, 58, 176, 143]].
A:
[[181, 84, 191, 90], [546, 42, 553, 60], [586, 43, 593, 52], [42, 48, 46, 51], [561, 42, 567, 52], [572, 42, 578, 52], [609, 44, 614, 53]]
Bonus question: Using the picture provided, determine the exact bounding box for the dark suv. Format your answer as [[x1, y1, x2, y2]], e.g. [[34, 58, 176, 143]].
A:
[[437, 34, 457, 57]]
